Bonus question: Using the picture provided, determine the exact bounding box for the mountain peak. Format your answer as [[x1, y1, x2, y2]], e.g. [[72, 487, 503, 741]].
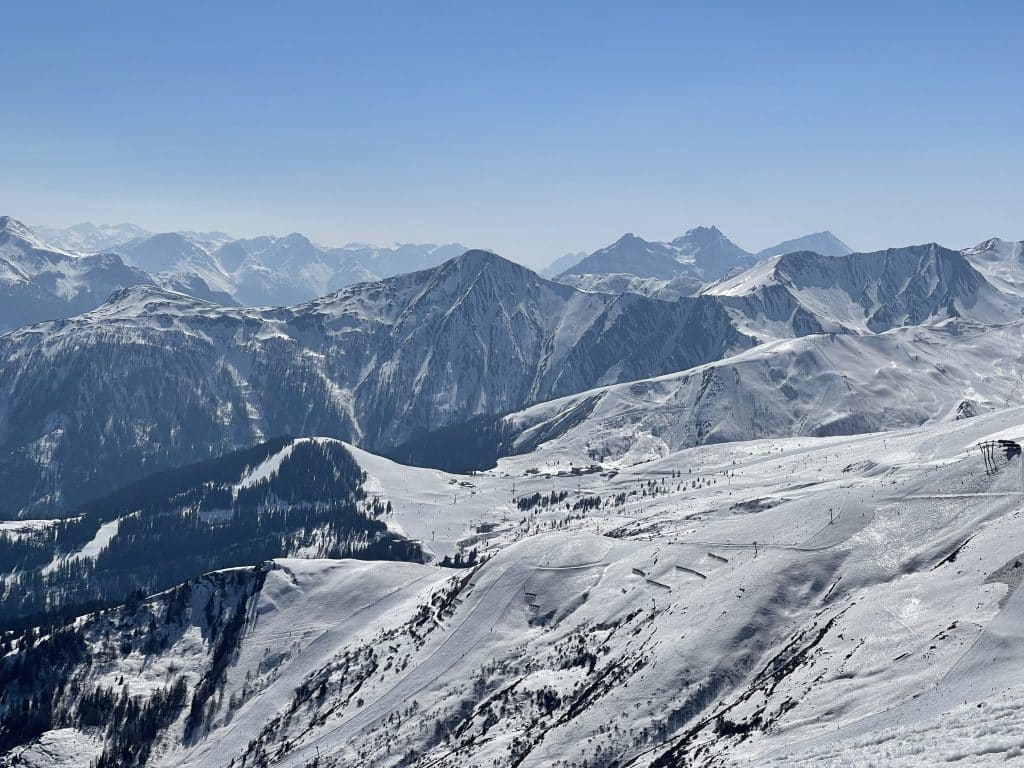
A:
[[757, 231, 852, 259], [280, 232, 314, 248], [613, 232, 645, 245], [453, 248, 517, 270], [116, 232, 218, 275], [99, 283, 215, 315], [606, 232, 661, 252], [966, 237, 1011, 252], [145, 231, 195, 246], [0, 215, 60, 252], [668, 225, 755, 280], [0, 215, 34, 240], [685, 224, 723, 236], [670, 225, 746, 251], [557, 234, 687, 280]]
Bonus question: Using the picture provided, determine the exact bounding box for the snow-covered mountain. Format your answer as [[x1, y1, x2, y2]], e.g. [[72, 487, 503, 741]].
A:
[[555, 229, 858, 301], [559, 233, 699, 281], [961, 237, 1024, 296], [30, 221, 151, 253], [102, 230, 471, 307], [0, 218, 237, 332], [704, 244, 1011, 339], [669, 224, 758, 279], [23, 220, 472, 308], [558, 227, 757, 286], [475, 316, 1024, 467], [7, 408, 1024, 767], [31, 222, 234, 254], [0, 250, 752, 517], [540, 250, 588, 278], [6, 234, 1024, 517], [8, 215, 1024, 767], [756, 230, 853, 259], [330, 241, 470, 280], [211, 235, 469, 306], [0, 216, 156, 333], [383, 242, 1024, 471], [558, 272, 703, 300], [0, 437, 416, 633], [115, 232, 234, 294]]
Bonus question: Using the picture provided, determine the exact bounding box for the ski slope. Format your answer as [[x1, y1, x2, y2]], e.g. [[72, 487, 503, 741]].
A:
[[123, 405, 1024, 766], [9, 390, 1024, 768]]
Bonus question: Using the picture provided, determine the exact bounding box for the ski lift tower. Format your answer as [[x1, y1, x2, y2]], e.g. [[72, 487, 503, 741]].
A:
[[978, 438, 1023, 486]]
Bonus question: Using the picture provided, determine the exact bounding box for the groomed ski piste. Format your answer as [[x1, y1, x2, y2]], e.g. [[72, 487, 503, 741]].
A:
[[19, 405, 998, 767], [7, 406, 1024, 766]]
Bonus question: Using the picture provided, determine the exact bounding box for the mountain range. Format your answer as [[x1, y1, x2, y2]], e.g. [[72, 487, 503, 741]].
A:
[[0, 217, 158, 333], [1, 236, 1020, 517], [5, 212, 1024, 768], [107, 231, 470, 307], [552, 227, 853, 299], [0, 249, 755, 517], [4, 217, 857, 335], [18, 219, 470, 312], [557, 226, 761, 283]]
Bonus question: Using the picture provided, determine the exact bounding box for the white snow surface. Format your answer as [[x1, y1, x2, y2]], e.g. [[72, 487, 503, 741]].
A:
[[496, 317, 1024, 467], [40, 518, 119, 575], [9, 232, 1024, 767], [962, 237, 1024, 297], [26, 405, 1012, 768]]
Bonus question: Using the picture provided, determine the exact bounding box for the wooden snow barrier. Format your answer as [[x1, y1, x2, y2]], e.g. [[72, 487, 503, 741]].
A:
[[707, 552, 729, 564], [674, 565, 707, 579], [645, 578, 671, 591], [524, 590, 540, 611]]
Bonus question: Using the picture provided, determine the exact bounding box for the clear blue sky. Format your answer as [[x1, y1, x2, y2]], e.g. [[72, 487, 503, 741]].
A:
[[1, 1, 1020, 266]]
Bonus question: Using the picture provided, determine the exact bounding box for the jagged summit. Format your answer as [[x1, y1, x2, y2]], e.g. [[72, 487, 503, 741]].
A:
[[672, 224, 721, 240], [706, 243, 1002, 338], [671, 224, 746, 250], [671, 225, 757, 279]]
